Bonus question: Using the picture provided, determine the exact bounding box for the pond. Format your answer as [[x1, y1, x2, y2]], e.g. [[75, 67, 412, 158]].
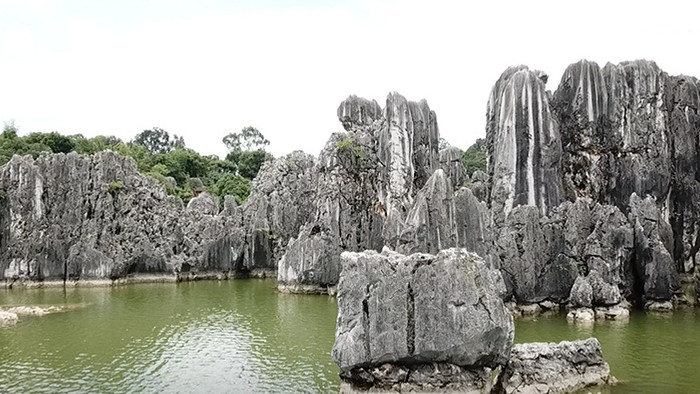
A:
[[1, 279, 698, 393]]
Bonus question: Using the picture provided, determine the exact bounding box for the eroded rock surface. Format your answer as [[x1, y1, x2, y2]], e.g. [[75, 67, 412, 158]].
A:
[[486, 66, 564, 224], [241, 151, 316, 272], [277, 222, 342, 294], [0, 151, 244, 284], [500, 338, 614, 394], [332, 248, 513, 392]]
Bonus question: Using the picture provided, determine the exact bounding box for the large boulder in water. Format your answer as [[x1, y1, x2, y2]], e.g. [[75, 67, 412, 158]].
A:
[[332, 248, 513, 390]]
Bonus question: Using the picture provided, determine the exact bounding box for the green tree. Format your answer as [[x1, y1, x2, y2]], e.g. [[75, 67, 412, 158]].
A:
[[223, 126, 272, 180], [211, 173, 252, 205], [227, 149, 272, 179], [461, 138, 487, 177], [25, 132, 75, 154], [132, 127, 185, 154], [223, 126, 269, 152]]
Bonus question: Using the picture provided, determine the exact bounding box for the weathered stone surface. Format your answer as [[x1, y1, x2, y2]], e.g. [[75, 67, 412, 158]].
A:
[[396, 169, 455, 254], [241, 151, 316, 271], [0, 151, 245, 284], [587, 269, 621, 306], [553, 59, 700, 277], [486, 66, 564, 224], [337, 95, 383, 131], [277, 222, 342, 294], [628, 193, 680, 301], [468, 170, 489, 203], [501, 338, 614, 394], [439, 146, 467, 191], [454, 187, 497, 266], [338, 363, 498, 393], [186, 192, 219, 215], [332, 248, 513, 376], [377, 93, 439, 219], [569, 276, 593, 307], [497, 206, 549, 302], [313, 132, 385, 253]]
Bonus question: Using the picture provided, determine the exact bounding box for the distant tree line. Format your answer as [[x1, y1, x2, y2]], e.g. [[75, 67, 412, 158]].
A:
[[0, 121, 272, 205]]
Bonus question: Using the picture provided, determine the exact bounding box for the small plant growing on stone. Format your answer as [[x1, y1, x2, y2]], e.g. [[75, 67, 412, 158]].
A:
[[109, 180, 125, 191]]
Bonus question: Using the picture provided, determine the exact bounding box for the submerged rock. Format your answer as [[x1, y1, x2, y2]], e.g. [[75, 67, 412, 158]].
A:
[[332, 248, 513, 392], [500, 338, 614, 394], [0, 310, 18, 326]]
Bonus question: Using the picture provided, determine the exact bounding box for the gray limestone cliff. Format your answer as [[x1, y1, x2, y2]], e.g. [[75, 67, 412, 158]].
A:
[[275, 92, 443, 293], [0, 151, 243, 284], [553, 59, 700, 277], [332, 248, 614, 393], [486, 66, 564, 224], [241, 151, 316, 274]]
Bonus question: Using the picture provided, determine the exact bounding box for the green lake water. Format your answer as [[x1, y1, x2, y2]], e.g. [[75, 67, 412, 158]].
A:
[[1, 279, 699, 393]]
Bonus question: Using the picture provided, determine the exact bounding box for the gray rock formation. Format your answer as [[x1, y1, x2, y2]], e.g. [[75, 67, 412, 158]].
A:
[[439, 146, 468, 190], [486, 66, 564, 224], [468, 170, 489, 203], [495, 198, 634, 304], [332, 248, 513, 390], [241, 151, 316, 272], [569, 276, 593, 308], [0, 151, 244, 284], [500, 338, 614, 394], [186, 192, 219, 215], [337, 95, 382, 131], [277, 93, 444, 293], [553, 59, 700, 275], [277, 222, 342, 294], [396, 169, 456, 254], [628, 193, 680, 302]]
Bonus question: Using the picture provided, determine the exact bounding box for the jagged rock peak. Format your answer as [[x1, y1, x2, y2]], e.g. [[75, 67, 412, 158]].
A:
[[337, 95, 382, 131], [486, 65, 564, 223], [554, 59, 608, 124]]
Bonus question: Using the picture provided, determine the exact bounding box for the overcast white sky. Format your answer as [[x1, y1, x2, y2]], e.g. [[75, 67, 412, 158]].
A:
[[1, 0, 698, 158]]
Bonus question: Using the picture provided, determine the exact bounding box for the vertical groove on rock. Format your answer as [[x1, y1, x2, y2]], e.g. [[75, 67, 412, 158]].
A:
[[362, 284, 371, 359], [406, 282, 415, 355]]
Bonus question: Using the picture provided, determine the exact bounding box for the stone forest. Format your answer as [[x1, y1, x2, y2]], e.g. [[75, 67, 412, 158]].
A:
[[2, 59, 700, 393]]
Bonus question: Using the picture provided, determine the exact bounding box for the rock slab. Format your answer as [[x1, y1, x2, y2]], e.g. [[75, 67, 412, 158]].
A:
[[500, 338, 614, 394]]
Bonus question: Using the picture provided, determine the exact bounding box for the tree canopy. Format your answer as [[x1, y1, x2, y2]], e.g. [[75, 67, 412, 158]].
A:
[[0, 123, 275, 206], [132, 127, 185, 155], [461, 138, 487, 177]]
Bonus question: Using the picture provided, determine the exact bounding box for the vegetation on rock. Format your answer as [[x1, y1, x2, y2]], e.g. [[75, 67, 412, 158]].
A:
[[461, 138, 486, 177], [0, 122, 272, 204]]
